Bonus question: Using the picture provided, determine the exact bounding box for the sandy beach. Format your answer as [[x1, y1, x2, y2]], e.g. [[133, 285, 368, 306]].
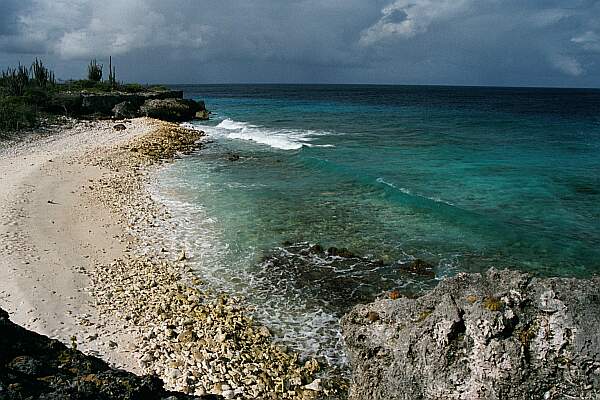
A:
[[0, 119, 159, 371], [0, 118, 326, 399]]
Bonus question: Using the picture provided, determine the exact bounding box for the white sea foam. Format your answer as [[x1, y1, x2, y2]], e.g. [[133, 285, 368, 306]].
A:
[[148, 176, 348, 368], [376, 177, 412, 195], [184, 118, 334, 150], [376, 177, 455, 206]]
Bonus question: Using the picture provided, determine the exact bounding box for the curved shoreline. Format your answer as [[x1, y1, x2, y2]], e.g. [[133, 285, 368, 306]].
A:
[[0, 118, 334, 399]]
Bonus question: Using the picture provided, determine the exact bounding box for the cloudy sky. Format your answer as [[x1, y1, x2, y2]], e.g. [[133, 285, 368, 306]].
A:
[[1, 0, 599, 87]]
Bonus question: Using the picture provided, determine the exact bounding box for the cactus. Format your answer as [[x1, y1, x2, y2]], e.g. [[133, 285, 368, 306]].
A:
[[31, 58, 52, 87], [108, 56, 117, 88], [1, 64, 30, 96], [87, 59, 103, 82]]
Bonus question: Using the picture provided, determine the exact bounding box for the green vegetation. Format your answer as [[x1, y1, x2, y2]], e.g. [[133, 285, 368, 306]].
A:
[[0, 58, 167, 134], [0, 96, 38, 132]]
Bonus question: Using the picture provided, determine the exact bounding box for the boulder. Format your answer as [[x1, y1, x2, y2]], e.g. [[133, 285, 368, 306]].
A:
[[195, 110, 210, 120], [112, 101, 140, 119], [140, 98, 204, 122], [341, 268, 600, 400]]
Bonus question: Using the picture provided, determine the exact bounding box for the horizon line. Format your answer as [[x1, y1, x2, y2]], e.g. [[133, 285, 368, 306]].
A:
[[158, 82, 600, 90]]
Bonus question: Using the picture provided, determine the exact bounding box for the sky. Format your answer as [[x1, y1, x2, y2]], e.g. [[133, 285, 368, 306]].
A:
[[1, 0, 600, 87]]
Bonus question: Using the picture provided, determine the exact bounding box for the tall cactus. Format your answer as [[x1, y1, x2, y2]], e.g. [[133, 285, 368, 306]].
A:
[[87, 59, 103, 82]]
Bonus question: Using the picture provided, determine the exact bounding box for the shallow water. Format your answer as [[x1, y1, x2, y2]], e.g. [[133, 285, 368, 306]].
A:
[[152, 84, 600, 369]]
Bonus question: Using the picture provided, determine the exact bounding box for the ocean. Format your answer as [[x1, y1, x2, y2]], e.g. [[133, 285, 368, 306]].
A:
[[152, 84, 600, 370]]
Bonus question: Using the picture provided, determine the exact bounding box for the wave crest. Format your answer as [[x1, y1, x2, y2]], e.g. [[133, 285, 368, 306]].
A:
[[188, 118, 334, 151]]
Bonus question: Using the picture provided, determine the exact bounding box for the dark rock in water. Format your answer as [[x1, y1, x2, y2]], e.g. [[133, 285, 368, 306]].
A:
[[113, 123, 127, 131], [399, 258, 435, 277], [140, 99, 204, 122], [0, 307, 220, 399], [341, 268, 600, 400], [195, 110, 210, 120], [112, 101, 140, 119], [309, 244, 324, 254], [259, 242, 404, 311], [227, 153, 241, 161], [327, 247, 355, 258]]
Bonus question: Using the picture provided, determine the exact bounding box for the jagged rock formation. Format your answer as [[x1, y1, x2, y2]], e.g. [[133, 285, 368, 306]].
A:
[[0, 308, 221, 399], [82, 90, 185, 116], [341, 268, 600, 400], [50, 90, 183, 116], [48, 90, 208, 122], [139, 98, 205, 122]]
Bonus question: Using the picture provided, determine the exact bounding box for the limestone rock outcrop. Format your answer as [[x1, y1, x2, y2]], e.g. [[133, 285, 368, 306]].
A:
[[341, 268, 600, 400], [140, 98, 205, 122]]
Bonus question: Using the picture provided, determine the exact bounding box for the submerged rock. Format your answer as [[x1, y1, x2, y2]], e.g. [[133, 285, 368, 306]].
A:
[[398, 258, 436, 278], [0, 307, 220, 399], [341, 268, 600, 400]]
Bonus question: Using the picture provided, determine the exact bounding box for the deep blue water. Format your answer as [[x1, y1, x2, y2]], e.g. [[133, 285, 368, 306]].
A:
[[155, 84, 600, 368]]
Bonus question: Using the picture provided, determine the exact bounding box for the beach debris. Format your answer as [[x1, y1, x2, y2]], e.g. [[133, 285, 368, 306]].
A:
[[304, 378, 322, 392], [79, 120, 326, 399], [113, 123, 127, 131]]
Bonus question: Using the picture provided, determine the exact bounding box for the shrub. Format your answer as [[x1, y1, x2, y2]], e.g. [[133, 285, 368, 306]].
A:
[[120, 83, 145, 93], [0, 96, 37, 132]]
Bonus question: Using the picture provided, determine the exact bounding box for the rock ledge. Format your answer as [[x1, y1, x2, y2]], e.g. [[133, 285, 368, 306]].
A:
[[341, 268, 600, 400]]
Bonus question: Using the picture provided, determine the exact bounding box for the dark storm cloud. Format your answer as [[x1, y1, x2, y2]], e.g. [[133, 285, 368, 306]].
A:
[[0, 0, 599, 86]]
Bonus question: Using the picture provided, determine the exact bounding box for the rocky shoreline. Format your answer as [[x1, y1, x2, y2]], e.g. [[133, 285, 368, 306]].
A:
[[0, 307, 218, 399], [342, 268, 600, 399], [3, 116, 598, 400], [76, 120, 334, 399]]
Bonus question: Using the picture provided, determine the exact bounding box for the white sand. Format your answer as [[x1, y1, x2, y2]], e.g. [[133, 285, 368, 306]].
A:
[[0, 118, 159, 371]]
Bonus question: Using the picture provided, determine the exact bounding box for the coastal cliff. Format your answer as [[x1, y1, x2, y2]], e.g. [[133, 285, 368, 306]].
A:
[[50, 90, 208, 122], [341, 268, 600, 399]]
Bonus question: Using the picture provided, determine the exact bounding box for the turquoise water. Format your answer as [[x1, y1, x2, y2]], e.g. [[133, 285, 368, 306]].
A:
[[154, 85, 600, 368]]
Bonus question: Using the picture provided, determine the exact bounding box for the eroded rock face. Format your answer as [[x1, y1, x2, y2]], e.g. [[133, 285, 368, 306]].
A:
[[82, 90, 184, 116], [112, 101, 140, 119], [341, 269, 600, 400], [0, 308, 220, 399], [140, 99, 205, 122]]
